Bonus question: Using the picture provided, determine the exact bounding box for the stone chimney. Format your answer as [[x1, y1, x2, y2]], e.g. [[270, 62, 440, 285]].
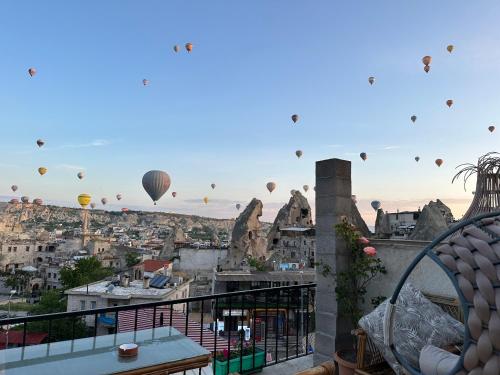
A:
[[121, 273, 130, 288], [143, 275, 150, 289]]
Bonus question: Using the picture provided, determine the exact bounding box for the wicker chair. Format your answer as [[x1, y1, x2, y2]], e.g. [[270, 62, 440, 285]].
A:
[[384, 212, 500, 375], [354, 294, 464, 374]]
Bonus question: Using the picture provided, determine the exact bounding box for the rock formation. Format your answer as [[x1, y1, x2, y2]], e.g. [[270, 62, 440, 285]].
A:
[[409, 200, 453, 241], [374, 209, 391, 238], [224, 198, 267, 270], [159, 226, 186, 259], [266, 191, 313, 251], [351, 200, 371, 237]]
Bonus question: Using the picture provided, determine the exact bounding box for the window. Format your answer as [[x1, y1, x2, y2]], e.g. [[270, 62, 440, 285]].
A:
[[48, 272, 51, 278], [80, 300, 86, 310], [13, 247, 17, 252], [90, 301, 97, 309], [291, 251, 296, 258], [8, 247, 11, 252], [38, 246, 43, 251], [26, 246, 30, 252]]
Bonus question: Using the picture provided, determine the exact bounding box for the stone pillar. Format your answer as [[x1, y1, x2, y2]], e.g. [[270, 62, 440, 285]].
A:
[[314, 158, 352, 365]]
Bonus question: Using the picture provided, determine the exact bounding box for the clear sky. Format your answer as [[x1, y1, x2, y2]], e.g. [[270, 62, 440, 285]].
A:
[[1, 1, 499, 224]]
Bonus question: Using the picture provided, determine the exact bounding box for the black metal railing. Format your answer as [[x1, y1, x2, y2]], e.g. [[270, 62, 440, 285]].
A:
[[0, 283, 316, 374]]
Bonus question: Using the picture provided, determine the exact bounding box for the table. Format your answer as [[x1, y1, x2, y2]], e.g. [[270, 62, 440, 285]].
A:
[[0, 327, 211, 374]]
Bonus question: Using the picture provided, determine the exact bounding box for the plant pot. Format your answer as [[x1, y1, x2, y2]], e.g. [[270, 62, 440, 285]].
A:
[[334, 350, 357, 375], [213, 348, 265, 374]]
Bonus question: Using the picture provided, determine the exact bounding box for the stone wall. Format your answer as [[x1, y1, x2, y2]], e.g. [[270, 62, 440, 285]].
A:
[[364, 239, 457, 313]]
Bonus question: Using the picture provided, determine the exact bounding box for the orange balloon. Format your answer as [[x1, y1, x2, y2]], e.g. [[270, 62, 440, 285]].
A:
[[422, 56, 432, 66], [185, 43, 193, 52], [435, 159, 443, 167]]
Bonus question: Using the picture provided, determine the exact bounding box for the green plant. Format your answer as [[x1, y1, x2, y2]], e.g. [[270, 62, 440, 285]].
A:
[[334, 219, 386, 328], [60, 257, 113, 290], [247, 256, 266, 271], [125, 252, 141, 267]]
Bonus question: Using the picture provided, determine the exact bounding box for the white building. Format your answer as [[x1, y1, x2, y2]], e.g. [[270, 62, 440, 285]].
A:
[[65, 275, 191, 334]]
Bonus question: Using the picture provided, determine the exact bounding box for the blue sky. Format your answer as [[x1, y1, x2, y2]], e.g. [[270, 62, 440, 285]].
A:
[[1, 1, 499, 224]]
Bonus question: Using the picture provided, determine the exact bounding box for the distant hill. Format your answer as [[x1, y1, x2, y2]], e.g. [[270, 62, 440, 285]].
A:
[[0, 201, 238, 237]]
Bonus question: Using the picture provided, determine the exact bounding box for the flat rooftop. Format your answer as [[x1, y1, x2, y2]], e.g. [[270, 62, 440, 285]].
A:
[[65, 280, 173, 299]]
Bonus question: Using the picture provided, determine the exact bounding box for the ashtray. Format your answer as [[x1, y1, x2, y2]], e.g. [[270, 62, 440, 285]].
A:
[[118, 343, 139, 357]]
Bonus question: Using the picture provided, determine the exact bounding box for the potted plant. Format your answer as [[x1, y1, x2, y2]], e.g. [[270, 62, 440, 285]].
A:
[[213, 335, 266, 374], [332, 220, 386, 375]]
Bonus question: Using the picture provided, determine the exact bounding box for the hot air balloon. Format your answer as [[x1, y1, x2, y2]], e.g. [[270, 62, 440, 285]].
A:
[[415, 156, 420, 162], [185, 43, 193, 52], [447, 45, 454, 53], [36, 139, 44, 147], [211, 183, 216, 189], [142, 170, 171, 205], [203, 197, 208, 204], [9, 199, 19, 204], [266, 182, 276, 193], [77, 172, 84, 180], [90, 202, 96, 209], [446, 99, 453, 108], [172, 192, 177, 198], [11, 185, 18, 192], [371, 200, 381, 211], [101, 197, 108, 205], [291, 114, 299, 124], [488, 125, 495, 133], [28, 68, 37, 77], [38, 167, 47, 176], [303, 185, 309, 192], [33, 198, 43, 206], [411, 115, 417, 123], [121, 208, 129, 213], [116, 194, 122, 201], [173, 45, 180, 53], [296, 150, 303, 158], [142, 79, 150, 86], [368, 76, 375, 85], [435, 159, 444, 167], [360, 152, 367, 161], [21, 196, 29, 204], [422, 56, 432, 66], [236, 203, 241, 210], [78, 194, 91, 208], [424, 65, 430, 73]]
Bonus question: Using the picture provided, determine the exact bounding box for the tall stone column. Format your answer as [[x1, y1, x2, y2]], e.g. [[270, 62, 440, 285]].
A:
[[314, 158, 352, 365]]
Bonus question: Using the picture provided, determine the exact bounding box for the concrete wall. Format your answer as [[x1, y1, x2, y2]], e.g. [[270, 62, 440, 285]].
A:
[[363, 239, 457, 312], [178, 248, 227, 272]]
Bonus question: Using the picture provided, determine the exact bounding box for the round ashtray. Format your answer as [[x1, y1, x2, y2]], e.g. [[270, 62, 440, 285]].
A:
[[118, 343, 138, 357]]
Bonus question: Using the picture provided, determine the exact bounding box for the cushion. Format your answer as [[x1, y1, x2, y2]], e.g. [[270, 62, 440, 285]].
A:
[[358, 283, 464, 374], [419, 345, 460, 375]]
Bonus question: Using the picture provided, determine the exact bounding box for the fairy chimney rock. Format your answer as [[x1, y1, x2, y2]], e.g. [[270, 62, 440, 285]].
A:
[[224, 198, 267, 270], [409, 200, 453, 241], [266, 190, 313, 251]]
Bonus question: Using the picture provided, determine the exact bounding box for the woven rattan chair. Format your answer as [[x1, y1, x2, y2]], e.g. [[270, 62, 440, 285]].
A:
[[383, 212, 500, 375]]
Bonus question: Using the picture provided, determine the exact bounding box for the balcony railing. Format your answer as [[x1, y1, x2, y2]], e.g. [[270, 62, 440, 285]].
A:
[[0, 283, 316, 374]]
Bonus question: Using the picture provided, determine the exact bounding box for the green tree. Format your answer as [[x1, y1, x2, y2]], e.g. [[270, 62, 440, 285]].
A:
[[125, 252, 141, 267], [14, 290, 88, 342], [60, 257, 114, 290]]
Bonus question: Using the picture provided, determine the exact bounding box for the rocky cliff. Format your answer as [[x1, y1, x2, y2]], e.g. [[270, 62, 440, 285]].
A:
[[409, 200, 453, 241], [266, 190, 313, 251], [224, 198, 267, 270], [0, 202, 235, 238]]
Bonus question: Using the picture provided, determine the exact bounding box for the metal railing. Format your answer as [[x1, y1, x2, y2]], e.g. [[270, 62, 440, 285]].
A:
[[0, 283, 316, 374]]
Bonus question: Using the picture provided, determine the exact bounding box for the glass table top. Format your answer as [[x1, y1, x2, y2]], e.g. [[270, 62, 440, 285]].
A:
[[0, 327, 210, 375]]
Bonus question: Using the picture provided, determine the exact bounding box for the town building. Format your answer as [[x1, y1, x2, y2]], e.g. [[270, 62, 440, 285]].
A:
[[65, 274, 191, 334]]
